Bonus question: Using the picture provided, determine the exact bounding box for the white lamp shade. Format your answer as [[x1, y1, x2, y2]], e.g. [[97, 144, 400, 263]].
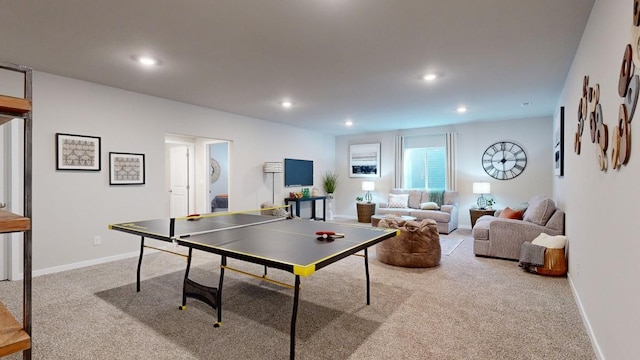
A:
[[362, 181, 375, 191], [473, 182, 490, 194], [263, 162, 283, 173]]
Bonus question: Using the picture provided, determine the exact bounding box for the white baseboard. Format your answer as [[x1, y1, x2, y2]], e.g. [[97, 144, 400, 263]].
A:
[[30, 249, 155, 278], [568, 272, 605, 360]]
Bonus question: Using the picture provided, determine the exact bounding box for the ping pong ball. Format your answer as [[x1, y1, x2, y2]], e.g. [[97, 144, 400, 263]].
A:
[[322, 234, 328, 239]]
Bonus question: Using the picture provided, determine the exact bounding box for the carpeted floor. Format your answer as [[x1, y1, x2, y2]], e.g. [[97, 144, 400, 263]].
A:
[[0, 228, 595, 359]]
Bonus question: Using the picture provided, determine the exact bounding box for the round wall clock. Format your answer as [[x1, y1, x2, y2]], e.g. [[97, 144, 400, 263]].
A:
[[210, 158, 221, 183], [482, 141, 527, 180]]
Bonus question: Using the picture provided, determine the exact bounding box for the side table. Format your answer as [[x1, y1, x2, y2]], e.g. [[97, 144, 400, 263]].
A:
[[356, 202, 376, 223], [470, 208, 495, 228]]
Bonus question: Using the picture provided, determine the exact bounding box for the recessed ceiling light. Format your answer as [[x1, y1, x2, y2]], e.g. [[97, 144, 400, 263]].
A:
[[521, 101, 532, 107], [136, 56, 158, 66], [281, 100, 293, 109], [457, 106, 467, 113], [345, 119, 353, 126], [423, 73, 438, 81]]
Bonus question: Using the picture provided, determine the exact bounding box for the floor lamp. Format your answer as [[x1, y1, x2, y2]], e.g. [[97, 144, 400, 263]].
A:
[[263, 162, 283, 204]]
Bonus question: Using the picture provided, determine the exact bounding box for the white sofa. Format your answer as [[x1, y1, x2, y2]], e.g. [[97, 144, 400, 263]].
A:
[[376, 189, 459, 234]]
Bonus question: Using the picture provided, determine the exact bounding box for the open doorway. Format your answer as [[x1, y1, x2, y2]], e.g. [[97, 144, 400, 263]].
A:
[[209, 142, 229, 212], [165, 134, 230, 217]]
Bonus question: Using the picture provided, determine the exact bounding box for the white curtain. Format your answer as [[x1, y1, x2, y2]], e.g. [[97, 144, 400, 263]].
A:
[[445, 132, 457, 191], [394, 135, 404, 188]]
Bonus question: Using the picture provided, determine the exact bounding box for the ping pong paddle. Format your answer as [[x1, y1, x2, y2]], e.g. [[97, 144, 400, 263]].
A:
[[315, 231, 345, 241], [186, 213, 202, 221]]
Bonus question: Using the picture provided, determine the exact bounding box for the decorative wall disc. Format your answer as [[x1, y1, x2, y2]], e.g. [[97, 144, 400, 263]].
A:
[[634, 1, 640, 27], [625, 75, 639, 122], [597, 123, 608, 152], [589, 111, 597, 143], [632, 24, 640, 66], [618, 105, 632, 165], [574, 131, 582, 154], [578, 113, 584, 136], [619, 44, 633, 97], [597, 143, 607, 171], [611, 125, 620, 170], [583, 75, 589, 97]]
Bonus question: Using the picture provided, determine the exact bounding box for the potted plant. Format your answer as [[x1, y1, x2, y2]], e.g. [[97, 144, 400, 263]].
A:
[[322, 171, 338, 199]]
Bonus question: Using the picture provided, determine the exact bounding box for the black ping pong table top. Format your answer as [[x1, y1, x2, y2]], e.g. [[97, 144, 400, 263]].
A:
[[110, 213, 397, 276]]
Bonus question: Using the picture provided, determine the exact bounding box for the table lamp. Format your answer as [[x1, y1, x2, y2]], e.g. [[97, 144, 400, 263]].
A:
[[362, 181, 375, 203], [263, 162, 283, 204], [473, 182, 491, 209]]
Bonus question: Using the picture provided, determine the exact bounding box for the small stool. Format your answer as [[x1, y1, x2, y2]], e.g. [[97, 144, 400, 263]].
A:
[[536, 248, 567, 276]]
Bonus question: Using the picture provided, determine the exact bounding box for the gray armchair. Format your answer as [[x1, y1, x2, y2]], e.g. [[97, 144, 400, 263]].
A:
[[472, 196, 564, 260]]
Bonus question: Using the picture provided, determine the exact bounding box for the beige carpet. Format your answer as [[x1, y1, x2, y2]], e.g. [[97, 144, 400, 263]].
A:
[[0, 228, 595, 359]]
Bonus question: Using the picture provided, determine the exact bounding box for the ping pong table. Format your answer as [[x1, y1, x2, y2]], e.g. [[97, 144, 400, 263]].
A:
[[109, 212, 397, 359]]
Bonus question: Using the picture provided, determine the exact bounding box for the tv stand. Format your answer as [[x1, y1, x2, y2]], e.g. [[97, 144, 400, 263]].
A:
[[284, 196, 326, 221]]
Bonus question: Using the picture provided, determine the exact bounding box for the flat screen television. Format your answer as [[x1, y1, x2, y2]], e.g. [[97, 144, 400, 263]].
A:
[[284, 158, 314, 187]]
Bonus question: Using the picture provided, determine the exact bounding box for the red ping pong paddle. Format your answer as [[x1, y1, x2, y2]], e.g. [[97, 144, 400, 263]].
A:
[[186, 213, 202, 221]]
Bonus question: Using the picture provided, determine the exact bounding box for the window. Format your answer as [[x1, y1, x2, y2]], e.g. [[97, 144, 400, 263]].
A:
[[402, 135, 447, 189]]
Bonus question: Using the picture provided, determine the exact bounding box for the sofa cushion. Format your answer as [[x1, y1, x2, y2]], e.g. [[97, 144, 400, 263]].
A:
[[410, 210, 450, 223], [419, 202, 440, 210], [523, 196, 556, 226], [498, 207, 524, 220], [388, 194, 409, 208], [377, 208, 412, 216], [407, 190, 423, 209]]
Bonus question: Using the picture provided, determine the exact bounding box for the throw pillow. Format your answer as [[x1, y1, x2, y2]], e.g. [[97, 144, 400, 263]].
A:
[[388, 194, 409, 208], [531, 233, 567, 249], [419, 202, 440, 210], [498, 207, 524, 220]]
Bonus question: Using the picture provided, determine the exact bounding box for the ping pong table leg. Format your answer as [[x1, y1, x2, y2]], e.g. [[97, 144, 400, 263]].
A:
[[136, 236, 145, 292], [181, 247, 193, 309], [216, 255, 226, 327], [290, 275, 301, 360], [364, 248, 370, 305]]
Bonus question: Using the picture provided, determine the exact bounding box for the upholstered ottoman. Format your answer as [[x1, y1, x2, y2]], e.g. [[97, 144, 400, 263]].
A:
[[376, 218, 441, 268]]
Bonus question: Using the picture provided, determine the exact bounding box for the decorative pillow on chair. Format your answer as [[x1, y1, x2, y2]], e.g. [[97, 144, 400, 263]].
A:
[[419, 202, 440, 210], [498, 207, 524, 220], [388, 194, 409, 208]]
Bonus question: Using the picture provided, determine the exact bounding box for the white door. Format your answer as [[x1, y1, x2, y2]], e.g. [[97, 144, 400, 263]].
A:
[[169, 145, 190, 217]]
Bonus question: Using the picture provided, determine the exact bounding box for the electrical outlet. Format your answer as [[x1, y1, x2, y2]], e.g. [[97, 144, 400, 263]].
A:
[[576, 262, 580, 277], [93, 235, 101, 246]]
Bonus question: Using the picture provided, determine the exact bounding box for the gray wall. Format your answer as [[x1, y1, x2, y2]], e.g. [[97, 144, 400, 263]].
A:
[[29, 71, 335, 274], [555, 0, 639, 357], [334, 117, 553, 227]]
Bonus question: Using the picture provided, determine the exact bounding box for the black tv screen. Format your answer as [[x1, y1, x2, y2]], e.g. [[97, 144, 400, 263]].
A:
[[284, 158, 314, 187]]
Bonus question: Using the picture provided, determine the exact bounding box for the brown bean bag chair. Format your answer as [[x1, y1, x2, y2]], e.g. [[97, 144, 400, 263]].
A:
[[376, 218, 441, 268]]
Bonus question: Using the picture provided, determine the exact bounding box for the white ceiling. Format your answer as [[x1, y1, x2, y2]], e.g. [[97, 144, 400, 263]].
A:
[[0, 0, 594, 135]]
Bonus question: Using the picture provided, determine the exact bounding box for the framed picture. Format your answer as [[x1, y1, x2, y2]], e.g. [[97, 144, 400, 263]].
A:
[[109, 152, 145, 185], [554, 106, 565, 177], [349, 143, 381, 178], [56, 133, 101, 171]]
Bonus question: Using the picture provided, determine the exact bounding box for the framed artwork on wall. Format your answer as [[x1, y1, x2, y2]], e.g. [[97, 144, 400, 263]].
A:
[[55, 133, 101, 171], [554, 106, 565, 177], [109, 152, 145, 185], [349, 143, 381, 178]]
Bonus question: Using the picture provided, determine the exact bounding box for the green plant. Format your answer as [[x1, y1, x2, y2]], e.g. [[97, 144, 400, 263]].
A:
[[486, 198, 495, 207], [322, 171, 338, 194], [356, 196, 364, 202]]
